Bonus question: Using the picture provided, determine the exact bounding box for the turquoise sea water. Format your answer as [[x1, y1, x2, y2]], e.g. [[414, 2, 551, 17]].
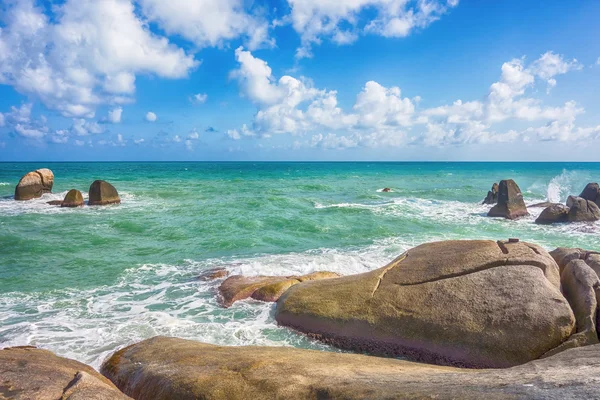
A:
[[1, 162, 600, 368]]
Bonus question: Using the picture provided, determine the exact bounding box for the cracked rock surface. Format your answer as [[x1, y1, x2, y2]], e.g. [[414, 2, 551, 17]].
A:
[[101, 336, 600, 400], [275, 240, 575, 368], [0, 346, 131, 400]]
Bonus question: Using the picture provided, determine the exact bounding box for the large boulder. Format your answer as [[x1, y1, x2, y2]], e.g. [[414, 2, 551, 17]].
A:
[[14, 169, 54, 200], [535, 204, 570, 224], [101, 336, 600, 400], [88, 180, 120, 206], [482, 182, 499, 205], [579, 183, 600, 206], [219, 271, 341, 307], [0, 346, 131, 400], [61, 189, 84, 208], [276, 240, 574, 368], [487, 180, 529, 219], [566, 196, 600, 222]]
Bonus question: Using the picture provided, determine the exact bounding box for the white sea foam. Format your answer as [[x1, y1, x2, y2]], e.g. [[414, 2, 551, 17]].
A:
[[546, 169, 590, 203], [0, 190, 140, 216], [0, 182, 9, 186]]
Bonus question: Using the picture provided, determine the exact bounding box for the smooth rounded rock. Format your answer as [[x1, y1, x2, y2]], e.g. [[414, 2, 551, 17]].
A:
[[0, 346, 131, 400], [62, 189, 84, 208], [276, 240, 574, 368], [566, 196, 600, 222], [88, 180, 120, 206], [535, 204, 570, 224], [101, 336, 600, 400], [487, 180, 529, 219], [579, 183, 600, 206]]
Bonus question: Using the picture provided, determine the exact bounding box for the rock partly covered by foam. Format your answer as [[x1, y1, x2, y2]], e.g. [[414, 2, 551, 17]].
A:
[[0, 346, 131, 400], [566, 196, 600, 222], [197, 268, 230, 281], [487, 180, 529, 219], [482, 182, 499, 205], [535, 203, 570, 224], [101, 336, 600, 400], [579, 183, 600, 206], [14, 169, 54, 200], [219, 271, 341, 307], [88, 180, 120, 206], [62, 189, 84, 208], [276, 240, 574, 368]]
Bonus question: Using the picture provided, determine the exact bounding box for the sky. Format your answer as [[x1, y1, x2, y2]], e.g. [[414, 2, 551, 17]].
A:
[[0, 0, 599, 162]]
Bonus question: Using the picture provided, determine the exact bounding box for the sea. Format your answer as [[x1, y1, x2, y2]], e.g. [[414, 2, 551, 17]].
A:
[[1, 162, 599, 368]]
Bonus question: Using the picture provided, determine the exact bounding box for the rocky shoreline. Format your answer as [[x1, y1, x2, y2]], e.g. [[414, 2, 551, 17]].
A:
[[3, 171, 600, 399]]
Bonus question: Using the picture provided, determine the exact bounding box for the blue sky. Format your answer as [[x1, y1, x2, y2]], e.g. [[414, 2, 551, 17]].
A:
[[0, 0, 599, 161]]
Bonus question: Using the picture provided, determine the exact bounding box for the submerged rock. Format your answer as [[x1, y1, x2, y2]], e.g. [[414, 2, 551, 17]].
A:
[[276, 240, 574, 368], [0, 346, 131, 400], [101, 336, 600, 400], [62, 189, 84, 208], [88, 180, 120, 206], [482, 182, 499, 205], [535, 204, 570, 224], [218, 271, 341, 307], [487, 180, 529, 219], [14, 169, 54, 200], [566, 196, 600, 222], [382, 188, 391, 192], [47, 200, 64, 206], [529, 201, 558, 208], [197, 268, 230, 281]]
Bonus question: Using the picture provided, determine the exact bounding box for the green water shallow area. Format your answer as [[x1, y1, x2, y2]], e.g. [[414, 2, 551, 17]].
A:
[[1, 162, 599, 367]]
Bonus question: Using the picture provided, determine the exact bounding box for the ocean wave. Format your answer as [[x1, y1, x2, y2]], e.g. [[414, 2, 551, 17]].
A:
[[0, 182, 9, 186], [546, 169, 591, 203]]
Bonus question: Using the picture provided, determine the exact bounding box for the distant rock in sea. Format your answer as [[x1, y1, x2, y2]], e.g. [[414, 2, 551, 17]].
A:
[[482, 182, 499, 204], [88, 180, 121, 206], [62, 189, 85, 208], [487, 179, 529, 219], [535, 203, 570, 224], [14, 168, 54, 200], [566, 196, 600, 222]]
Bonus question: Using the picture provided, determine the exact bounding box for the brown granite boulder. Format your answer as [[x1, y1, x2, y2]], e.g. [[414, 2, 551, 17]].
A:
[[61, 189, 84, 208], [276, 240, 574, 368], [14, 169, 54, 200], [535, 204, 570, 224], [487, 180, 529, 219], [219, 271, 341, 307], [566, 196, 600, 222], [482, 182, 499, 205], [101, 336, 600, 400], [88, 180, 120, 206], [579, 182, 600, 206], [0, 346, 131, 400]]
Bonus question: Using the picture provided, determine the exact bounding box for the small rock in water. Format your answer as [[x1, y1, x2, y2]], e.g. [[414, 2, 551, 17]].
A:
[[382, 188, 391, 192], [61, 189, 84, 208], [88, 180, 121, 206], [47, 200, 63, 206], [508, 238, 520, 243], [197, 268, 229, 281]]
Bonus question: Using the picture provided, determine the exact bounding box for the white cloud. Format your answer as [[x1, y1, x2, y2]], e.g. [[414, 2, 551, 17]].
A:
[[14, 124, 46, 139], [139, 0, 273, 50], [134, 138, 145, 144], [74, 139, 85, 146], [0, 0, 198, 117], [2, 103, 49, 139], [172, 135, 182, 143], [50, 130, 69, 144], [108, 107, 123, 123], [187, 129, 200, 140], [185, 139, 194, 151], [287, 0, 459, 58], [146, 112, 157, 122], [190, 93, 208, 104], [0, 113, 4, 127], [230, 49, 593, 148], [71, 119, 104, 136]]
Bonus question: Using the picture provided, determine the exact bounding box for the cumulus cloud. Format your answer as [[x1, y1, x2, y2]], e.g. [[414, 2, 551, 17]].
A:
[[108, 107, 123, 123], [286, 0, 459, 58], [0, 113, 4, 127], [71, 119, 104, 136], [2, 104, 49, 140], [146, 112, 157, 122], [230, 49, 592, 148], [134, 138, 145, 144], [0, 0, 198, 117], [190, 93, 208, 104], [139, 0, 273, 50], [187, 129, 200, 140]]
